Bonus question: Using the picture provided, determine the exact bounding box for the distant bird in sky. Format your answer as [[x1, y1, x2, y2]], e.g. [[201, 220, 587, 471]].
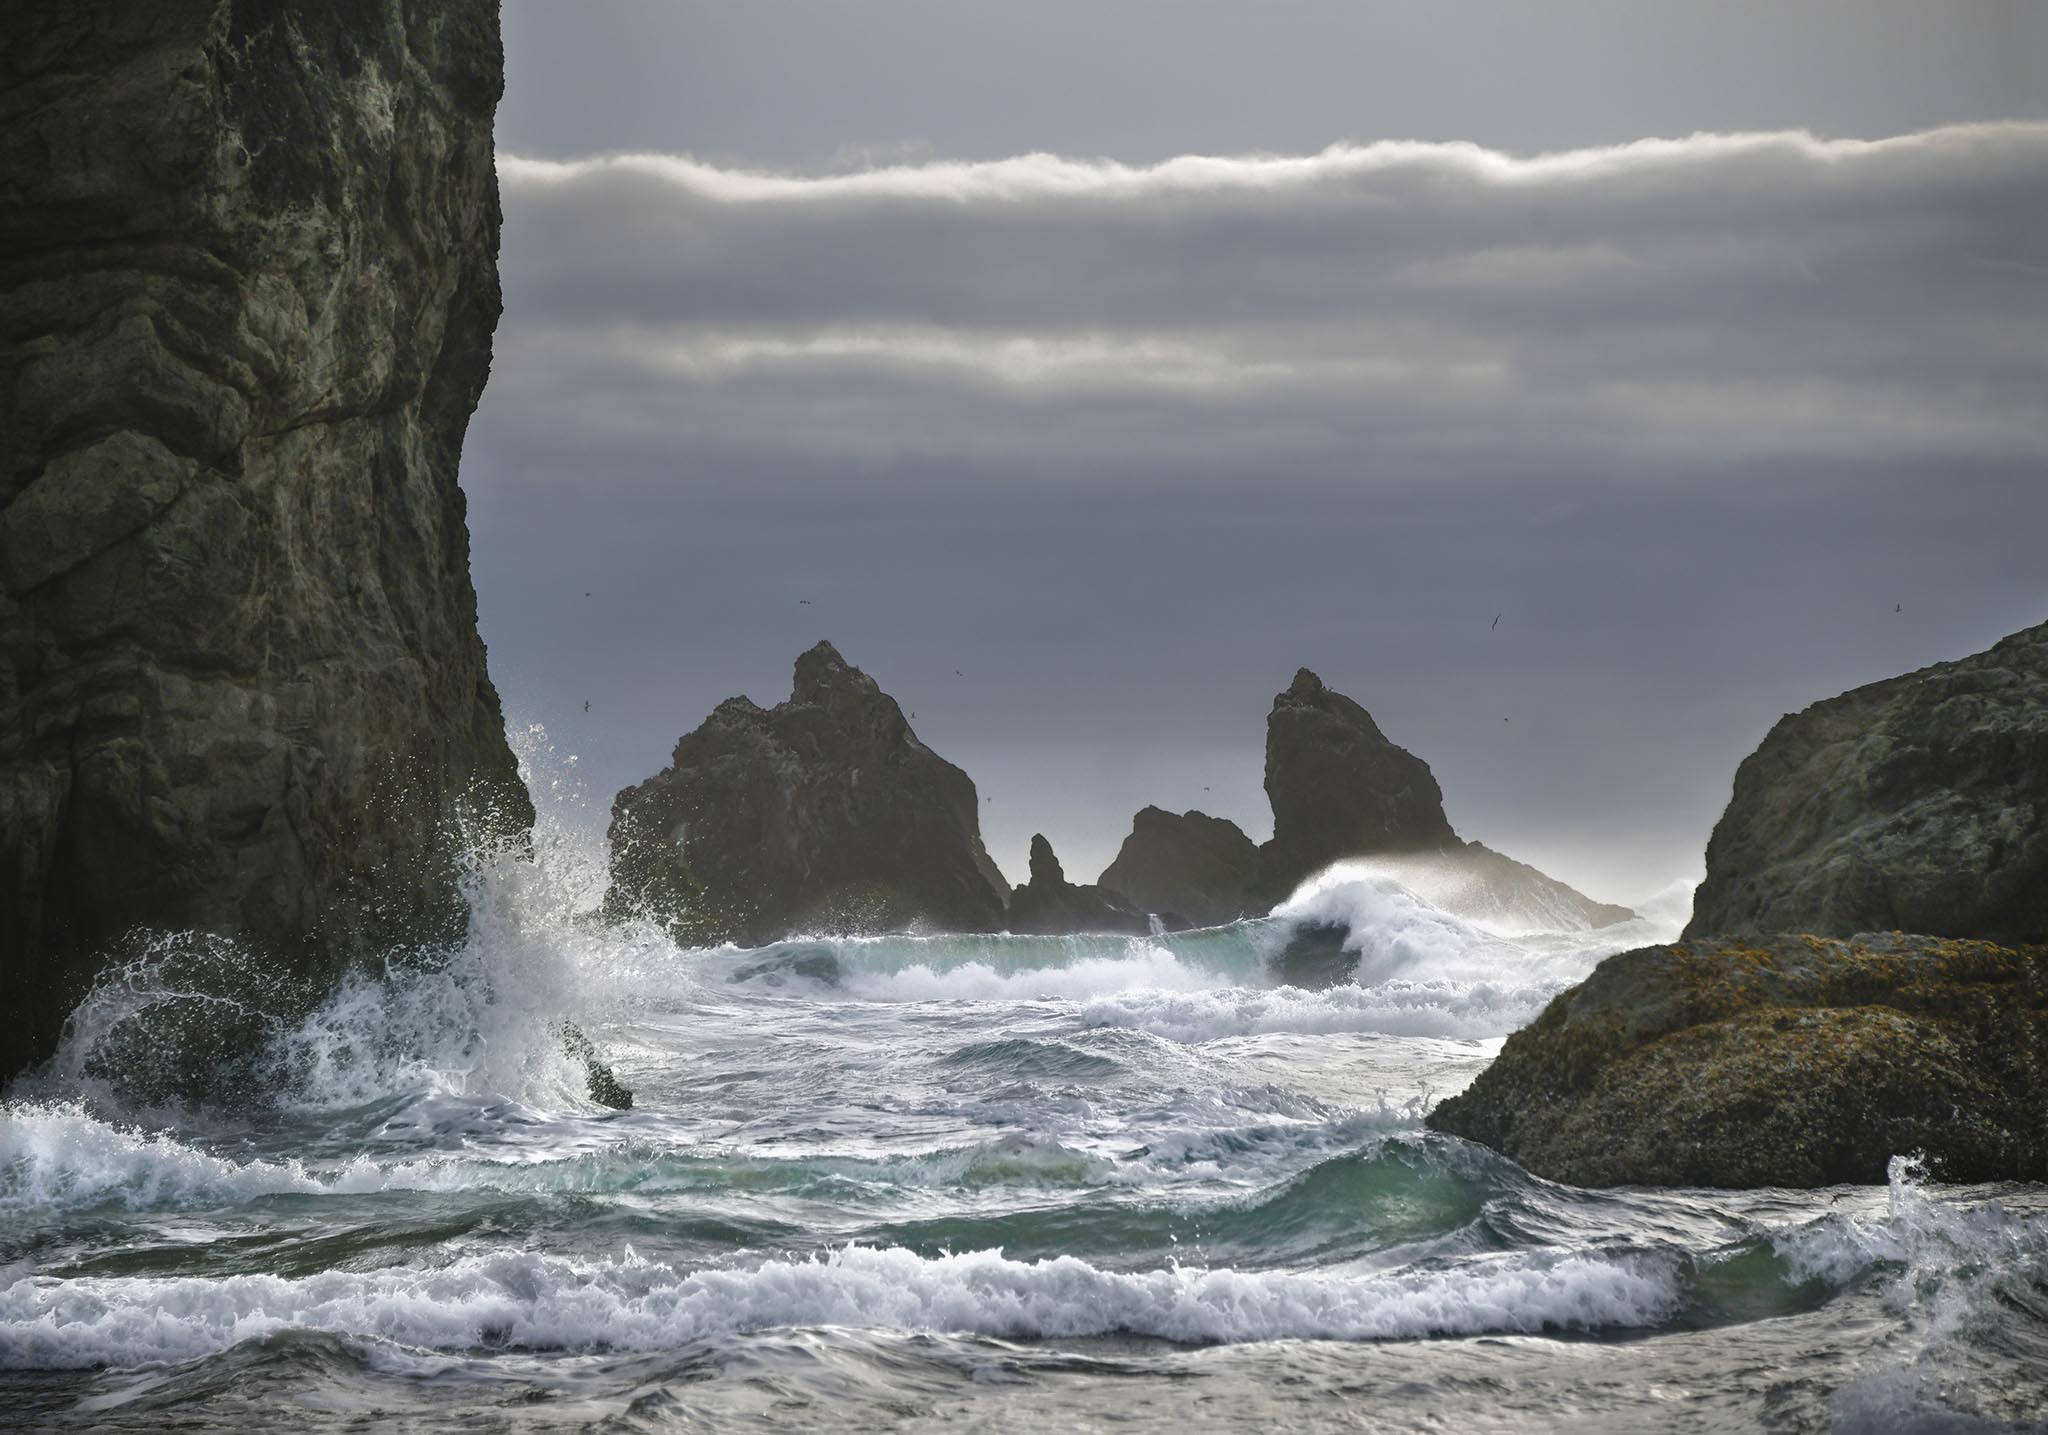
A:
[[954, 669, 964, 677], [799, 599, 811, 605], [583, 700, 589, 712], [1896, 603, 1903, 612], [584, 591, 591, 598], [1491, 613, 1500, 629]]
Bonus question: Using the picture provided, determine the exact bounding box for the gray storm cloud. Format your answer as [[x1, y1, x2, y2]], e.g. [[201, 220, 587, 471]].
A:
[[466, 121, 2046, 899], [489, 124, 2048, 491]]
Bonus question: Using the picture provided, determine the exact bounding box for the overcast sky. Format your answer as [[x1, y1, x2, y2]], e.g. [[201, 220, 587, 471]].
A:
[[467, 3, 2047, 903]]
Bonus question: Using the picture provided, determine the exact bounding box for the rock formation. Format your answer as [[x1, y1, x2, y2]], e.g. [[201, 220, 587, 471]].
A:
[[1393, 842, 1637, 934], [1252, 669, 1458, 903], [608, 642, 1008, 946], [1427, 933, 2047, 1186], [1008, 834, 1153, 936], [1684, 620, 2048, 943], [0, 2, 531, 1081], [1097, 806, 1258, 929]]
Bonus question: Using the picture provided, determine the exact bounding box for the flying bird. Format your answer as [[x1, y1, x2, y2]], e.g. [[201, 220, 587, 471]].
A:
[[583, 700, 590, 713], [1491, 613, 1501, 630], [799, 599, 812, 605], [954, 669, 964, 677], [1896, 603, 1902, 613]]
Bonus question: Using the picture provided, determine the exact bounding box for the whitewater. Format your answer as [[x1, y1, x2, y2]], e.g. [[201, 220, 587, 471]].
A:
[[2, 743, 2044, 1432]]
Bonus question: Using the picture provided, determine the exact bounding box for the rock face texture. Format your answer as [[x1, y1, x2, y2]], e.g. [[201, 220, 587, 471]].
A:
[[1097, 807, 1258, 929], [0, 2, 531, 1079], [608, 643, 1008, 946], [1684, 621, 2048, 944], [1428, 934, 2048, 1186], [1008, 834, 1152, 936], [1253, 669, 1458, 903]]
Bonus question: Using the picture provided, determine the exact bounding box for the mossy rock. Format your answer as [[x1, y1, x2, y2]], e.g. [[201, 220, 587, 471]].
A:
[[1427, 933, 2048, 1186]]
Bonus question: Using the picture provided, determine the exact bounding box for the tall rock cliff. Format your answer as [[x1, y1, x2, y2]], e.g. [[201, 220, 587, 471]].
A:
[[0, 1, 532, 1079], [1253, 668, 1458, 903], [608, 642, 1009, 946], [1684, 620, 2048, 942]]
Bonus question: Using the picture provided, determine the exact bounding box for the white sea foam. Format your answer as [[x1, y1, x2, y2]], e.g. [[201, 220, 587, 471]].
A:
[[0, 1103, 328, 1211], [1773, 1156, 2048, 1312], [0, 1101, 1140, 1214], [0, 1243, 1679, 1369], [837, 943, 1227, 1003], [1077, 979, 1567, 1042], [28, 726, 676, 1117]]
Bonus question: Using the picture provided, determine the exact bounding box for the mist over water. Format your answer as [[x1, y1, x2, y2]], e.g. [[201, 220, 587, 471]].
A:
[[2, 735, 2043, 1432]]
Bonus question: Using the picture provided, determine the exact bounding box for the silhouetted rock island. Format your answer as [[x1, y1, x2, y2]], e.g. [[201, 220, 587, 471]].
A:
[[607, 642, 1008, 946], [1008, 835, 1153, 936], [1253, 668, 1458, 903], [1097, 807, 1258, 929], [1096, 668, 1633, 933], [0, 1, 531, 1084]]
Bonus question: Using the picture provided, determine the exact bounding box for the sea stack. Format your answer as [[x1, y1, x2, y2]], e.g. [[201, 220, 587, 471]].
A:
[[1252, 669, 1458, 903], [608, 642, 1009, 946], [1097, 807, 1258, 929], [1007, 834, 1153, 936], [0, 1, 531, 1082]]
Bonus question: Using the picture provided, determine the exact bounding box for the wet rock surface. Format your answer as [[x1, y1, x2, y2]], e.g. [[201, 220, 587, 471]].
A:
[[607, 642, 1009, 947], [0, 1, 531, 1079], [1428, 933, 2048, 1186], [1684, 620, 2048, 944]]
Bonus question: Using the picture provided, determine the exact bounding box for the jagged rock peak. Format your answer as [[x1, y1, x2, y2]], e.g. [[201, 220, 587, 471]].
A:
[[1007, 833, 1152, 936], [608, 643, 1006, 948], [1285, 668, 1326, 700], [1028, 833, 1065, 887], [791, 639, 880, 702], [1254, 668, 1455, 903]]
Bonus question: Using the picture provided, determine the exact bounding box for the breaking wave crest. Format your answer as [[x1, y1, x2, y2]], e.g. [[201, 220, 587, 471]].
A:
[[0, 1242, 1681, 1370]]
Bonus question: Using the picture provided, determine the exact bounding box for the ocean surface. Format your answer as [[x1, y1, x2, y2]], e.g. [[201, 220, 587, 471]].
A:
[[4, 751, 2045, 1433]]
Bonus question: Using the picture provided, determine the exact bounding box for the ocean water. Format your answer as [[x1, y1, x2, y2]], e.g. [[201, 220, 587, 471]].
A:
[[3, 751, 2045, 1432]]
